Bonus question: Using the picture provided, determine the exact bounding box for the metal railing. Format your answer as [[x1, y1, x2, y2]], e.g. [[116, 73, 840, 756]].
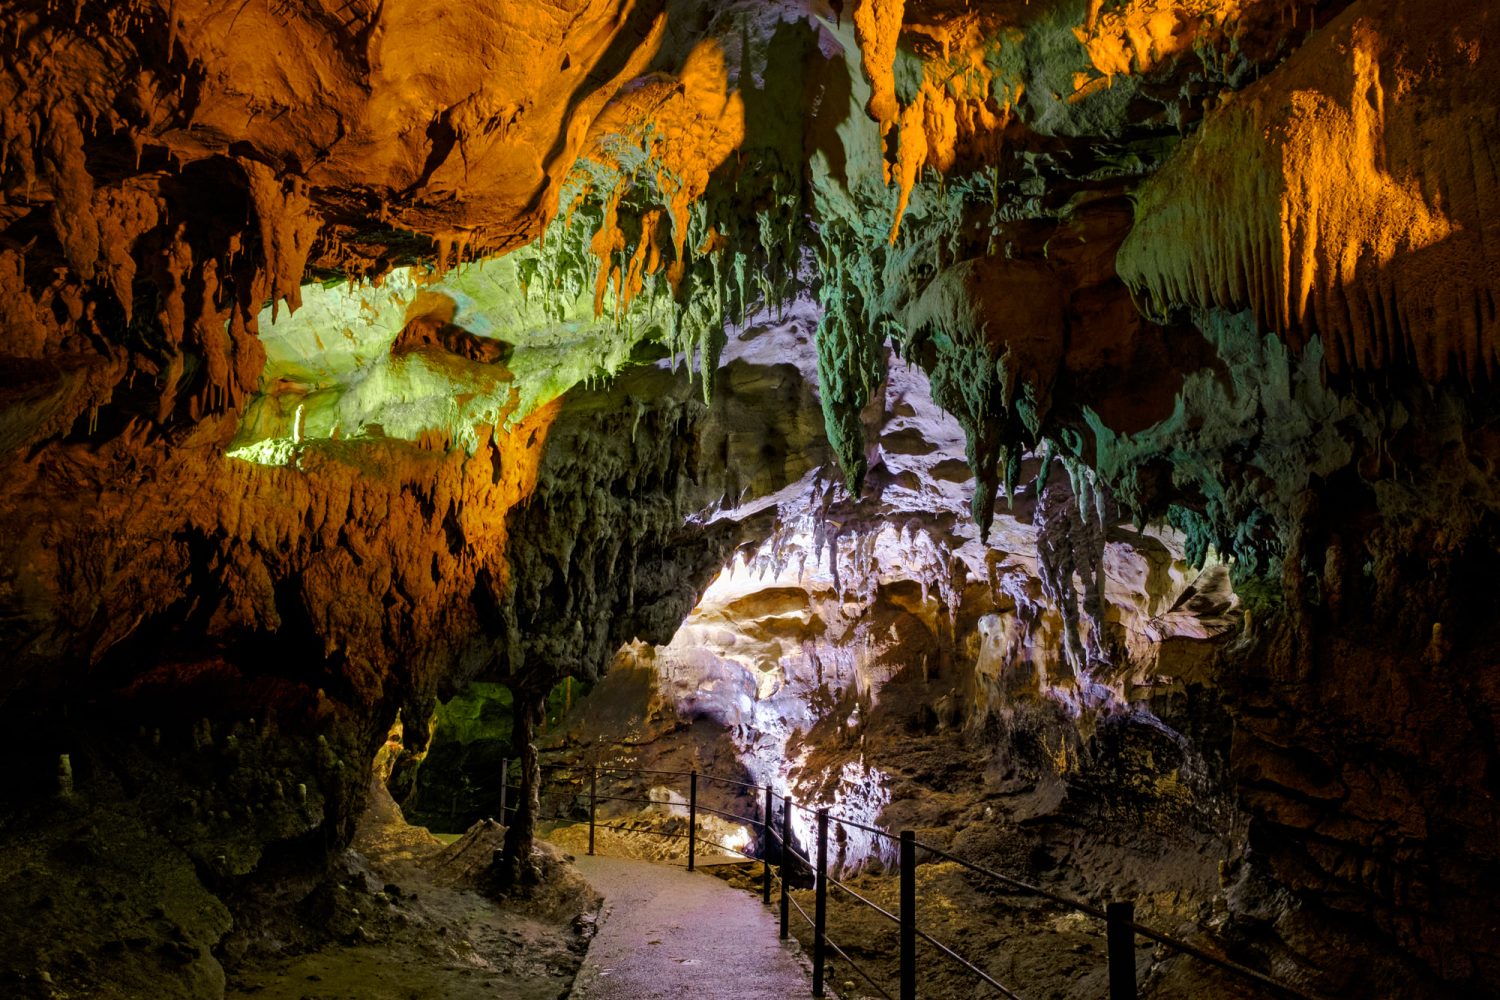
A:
[[485, 758, 1329, 1000]]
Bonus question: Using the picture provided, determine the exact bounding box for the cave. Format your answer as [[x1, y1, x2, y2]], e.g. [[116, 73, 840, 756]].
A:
[[1, 0, 1497, 997]]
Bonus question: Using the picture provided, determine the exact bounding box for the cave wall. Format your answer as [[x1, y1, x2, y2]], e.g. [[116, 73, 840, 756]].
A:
[[577, 342, 1245, 876], [1, 0, 1499, 996]]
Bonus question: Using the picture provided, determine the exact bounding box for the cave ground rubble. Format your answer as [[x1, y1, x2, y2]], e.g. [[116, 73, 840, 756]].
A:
[[226, 783, 599, 1000]]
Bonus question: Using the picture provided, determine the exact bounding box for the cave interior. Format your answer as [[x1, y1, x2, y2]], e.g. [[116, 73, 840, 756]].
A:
[[1, 0, 1499, 997]]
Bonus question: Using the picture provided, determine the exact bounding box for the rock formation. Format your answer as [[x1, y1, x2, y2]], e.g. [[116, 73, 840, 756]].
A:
[[0, 0, 1497, 996]]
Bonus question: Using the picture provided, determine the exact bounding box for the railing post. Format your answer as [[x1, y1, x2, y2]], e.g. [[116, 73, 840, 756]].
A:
[[499, 757, 508, 820], [813, 807, 829, 998], [688, 768, 698, 872], [763, 786, 774, 904], [588, 765, 597, 857], [1107, 900, 1137, 1000], [779, 797, 792, 939], [900, 830, 916, 1000]]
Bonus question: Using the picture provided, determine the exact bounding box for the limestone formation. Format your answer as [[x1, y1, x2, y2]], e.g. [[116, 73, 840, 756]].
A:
[[1, 0, 1498, 997]]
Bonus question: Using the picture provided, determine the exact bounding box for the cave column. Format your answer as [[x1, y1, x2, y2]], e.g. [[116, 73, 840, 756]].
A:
[[500, 681, 548, 886]]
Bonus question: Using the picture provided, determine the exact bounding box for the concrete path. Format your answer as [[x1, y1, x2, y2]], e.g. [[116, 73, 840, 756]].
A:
[[570, 855, 818, 999]]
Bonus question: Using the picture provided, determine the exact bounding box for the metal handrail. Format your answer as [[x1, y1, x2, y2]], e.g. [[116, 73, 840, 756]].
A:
[[1128, 919, 1326, 1000], [914, 926, 1023, 1000], [826, 933, 897, 1000], [913, 839, 1328, 1000], [828, 812, 902, 841], [788, 891, 814, 928], [827, 873, 901, 928], [590, 792, 658, 808], [503, 759, 1331, 1000], [695, 801, 763, 827], [696, 772, 766, 791], [914, 839, 1110, 920]]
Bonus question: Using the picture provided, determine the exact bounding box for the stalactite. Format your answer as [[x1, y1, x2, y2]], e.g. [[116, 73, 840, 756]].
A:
[[1119, 0, 1500, 383]]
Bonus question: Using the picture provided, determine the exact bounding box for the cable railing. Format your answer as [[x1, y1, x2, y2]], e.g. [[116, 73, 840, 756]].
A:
[[482, 757, 1330, 1000]]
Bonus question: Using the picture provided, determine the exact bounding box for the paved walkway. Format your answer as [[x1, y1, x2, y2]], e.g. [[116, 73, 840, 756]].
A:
[[569, 855, 817, 999]]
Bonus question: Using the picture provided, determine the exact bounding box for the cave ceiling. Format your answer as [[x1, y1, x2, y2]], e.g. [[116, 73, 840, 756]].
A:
[[4, 0, 1500, 993], [10, 0, 1493, 496], [2, 0, 1495, 680], [0, 0, 1493, 731]]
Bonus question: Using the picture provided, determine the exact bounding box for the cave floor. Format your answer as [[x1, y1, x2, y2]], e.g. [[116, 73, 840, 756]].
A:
[[228, 786, 594, 1000], [569, 854, 818, 1000]]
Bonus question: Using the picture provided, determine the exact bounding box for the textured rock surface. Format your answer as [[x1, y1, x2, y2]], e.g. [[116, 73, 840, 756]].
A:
[[535, 315, 1260, 997], [1, 0, 1498, 997], [610, 320, 1237, 820], [1120, 0, 1500, 380]]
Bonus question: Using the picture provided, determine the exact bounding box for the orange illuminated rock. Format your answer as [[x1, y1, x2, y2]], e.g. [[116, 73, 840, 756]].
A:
[[853, 0, 908, 127], [578, 38, 746, 311], [3, 3, 1500, 994], [176, 0, 669, 255], [1074, 0, 1246, 80], [1120, 0, 1500, 379]]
